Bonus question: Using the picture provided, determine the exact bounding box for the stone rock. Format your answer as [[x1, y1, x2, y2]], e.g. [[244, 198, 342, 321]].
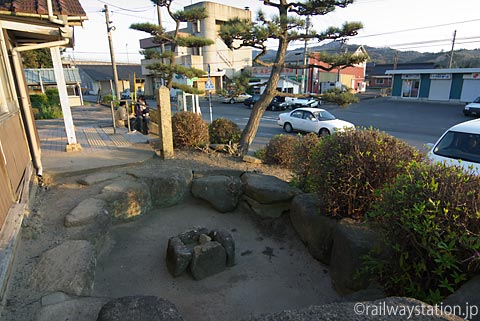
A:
[[243, 195, 290, 219], [340, 286, 386, 303], [41, 292, 71, 306], [329, 219, 385, 295], [37, 297, 108, 321], [241, 173, 301, 204], [130, 167, 192, 208], [96, 296, 184, 321], [65, 198, 108, 227], [178, 227, 210, 245], [209, 229, 235, 267], [290, 193, 338, 264], [444, 275, 480, 321], [242, 297, 465, 321], [31, 240, 96, 296], [199, 234, 211, 244], [242, 155, 263, 164], [193, 169, 245, 179], [190, 241, 227, 280], [77, 172, 120, 186], [191, 175, 244, 213], [166, 236, 193, 277], [100, 179, 151, 222]]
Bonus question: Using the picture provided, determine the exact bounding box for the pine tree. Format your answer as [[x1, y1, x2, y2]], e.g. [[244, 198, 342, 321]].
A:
[[130, 0, 214, 95], [219, 0, 368, 155]]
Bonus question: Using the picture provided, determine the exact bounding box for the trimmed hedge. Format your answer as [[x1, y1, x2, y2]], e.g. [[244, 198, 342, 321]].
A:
[[209, 118, 241, 144], [172, 112, 209, 148]]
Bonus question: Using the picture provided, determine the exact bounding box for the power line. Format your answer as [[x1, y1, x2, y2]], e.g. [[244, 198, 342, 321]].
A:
[[355, 19, 480, 39], [96, 0, 154, 12]]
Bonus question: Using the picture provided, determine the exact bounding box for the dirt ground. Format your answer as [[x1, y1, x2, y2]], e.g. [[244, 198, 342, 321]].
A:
[[2, 151, 339, 321]]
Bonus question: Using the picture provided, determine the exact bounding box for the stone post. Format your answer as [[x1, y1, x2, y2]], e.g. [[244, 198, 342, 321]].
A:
[[156, 86, 174, 159]]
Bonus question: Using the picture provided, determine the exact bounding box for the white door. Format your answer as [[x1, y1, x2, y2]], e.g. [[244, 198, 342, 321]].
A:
[[429, 79, 451, 101], [461, 80, 480, 102]]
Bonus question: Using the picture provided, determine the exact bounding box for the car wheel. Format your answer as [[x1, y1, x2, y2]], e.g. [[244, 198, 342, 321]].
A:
[[249, 103, 254, 109], [319, 128, 330, 137], [463, 110, 471, 116], [271, 105, 276, 111], [229, 98, 235, 104], [284, 123, 293, 133]]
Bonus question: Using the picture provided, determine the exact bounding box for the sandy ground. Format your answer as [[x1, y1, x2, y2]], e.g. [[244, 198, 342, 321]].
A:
[[2, 151, 339, 321]]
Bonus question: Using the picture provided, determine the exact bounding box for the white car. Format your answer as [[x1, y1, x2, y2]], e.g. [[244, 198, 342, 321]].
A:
[[223, 93, 252, 104], [277, 107, 355, 136], [427, 118, 480, 174], [463, 96, 480, 116]]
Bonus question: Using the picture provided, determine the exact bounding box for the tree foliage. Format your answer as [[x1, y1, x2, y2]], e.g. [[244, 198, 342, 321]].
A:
[[21, 48, 53, 68], [219, 0, 367, 155], [130, 0, 214, 94]]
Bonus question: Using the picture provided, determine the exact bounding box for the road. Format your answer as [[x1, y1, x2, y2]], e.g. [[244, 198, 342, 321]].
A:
[[185, 97, 469, 152]]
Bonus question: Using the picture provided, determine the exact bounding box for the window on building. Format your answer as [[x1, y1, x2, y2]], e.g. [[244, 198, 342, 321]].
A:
[[375, 78, 384, 85], [402, 79, 420, 98]]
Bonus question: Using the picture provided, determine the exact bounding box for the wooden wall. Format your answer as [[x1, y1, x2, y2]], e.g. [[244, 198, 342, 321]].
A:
[[0, 113, 30, 227]]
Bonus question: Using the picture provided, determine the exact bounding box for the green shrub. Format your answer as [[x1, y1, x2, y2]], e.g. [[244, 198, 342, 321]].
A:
[[322, 88, 359, 106], [306, 128, 423, 219], [290, 133, 321, 189], [209, 118, 241, 144], [253, 147, 266, 161], [366, 161, 480, 303], [172, 112, 209, 148], [101, 94, 114, 105], [45, 88, 60, 106], [36, 105, 63, 119], [30, 94, 48, 109], [264, 134, 298, 168]]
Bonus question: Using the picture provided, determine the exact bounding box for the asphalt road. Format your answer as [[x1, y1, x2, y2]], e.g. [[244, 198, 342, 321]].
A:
[[189, 97, 470, 152]]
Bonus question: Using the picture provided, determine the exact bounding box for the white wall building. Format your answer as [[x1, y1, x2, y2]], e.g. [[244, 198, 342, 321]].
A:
[[139, 2, 252, 96]]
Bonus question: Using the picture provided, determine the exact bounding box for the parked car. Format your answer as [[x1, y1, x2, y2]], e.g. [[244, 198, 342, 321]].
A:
[[277, 107, 355, 136], [121, 89, 131, 100], [464, 96, 480, 116], [427, 118, 480, 174], [243, 95, 288, 111], [223, 93, 252, 104], [287, 97, 319, 109]]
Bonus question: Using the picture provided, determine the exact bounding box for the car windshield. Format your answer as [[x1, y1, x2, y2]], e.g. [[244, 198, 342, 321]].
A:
[[312, 110, 336, 121], [473, 97, 480, 103], [434, 131, 480, 163]]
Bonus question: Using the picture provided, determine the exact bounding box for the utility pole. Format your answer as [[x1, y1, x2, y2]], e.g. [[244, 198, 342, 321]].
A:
[[103, 4, 120, 99], [448, 30, 457, 69], [300, 16, 310, 94]]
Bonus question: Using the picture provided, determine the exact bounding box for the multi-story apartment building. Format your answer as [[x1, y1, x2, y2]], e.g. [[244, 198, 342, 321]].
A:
[[139, 2, 252, 96]]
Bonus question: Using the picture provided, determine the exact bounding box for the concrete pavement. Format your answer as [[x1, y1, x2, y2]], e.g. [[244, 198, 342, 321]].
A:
[[37, 103, 156, 176]]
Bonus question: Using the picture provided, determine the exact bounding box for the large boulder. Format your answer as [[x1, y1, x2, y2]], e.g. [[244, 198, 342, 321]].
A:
[[77, 172, 120, 186], [243, 195, 291, 219], [242, 297, 465, 321], [37, 296, 108, 321], [241, 173, 301, 204], [329, 219, 385, 295], [96, 296, 184, 321], [31, 240, 96, 296], [444, 275, 480, 321], [100, 179, 151, 222], [190, 241, 227, 280], [65, 198, 108, 227], [290, 193, 338, 264], [191, 175, 244, 212], [130, 167, 192, 208]]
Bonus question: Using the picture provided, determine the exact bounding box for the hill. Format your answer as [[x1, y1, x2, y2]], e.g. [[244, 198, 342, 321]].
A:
[[256, 44, 480, 68]]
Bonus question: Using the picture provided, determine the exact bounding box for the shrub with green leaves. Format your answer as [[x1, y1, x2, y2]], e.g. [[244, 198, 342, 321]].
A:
[[30, 92, 62, 119], [322, 88, 359, 106], [101, 94, 114, 105], [209, 118, 241, 144], [30, 94, 48, 109], [306, 128, 423, 219], [45, 88, 60, 106], [264, 134, 298, 168], [172, 112, 209, 148], [290, 133, 321, 188], [366, 161, 480, 303]]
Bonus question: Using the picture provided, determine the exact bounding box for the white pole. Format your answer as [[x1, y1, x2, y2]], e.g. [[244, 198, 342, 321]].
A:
[[209, 91, 213, 123]]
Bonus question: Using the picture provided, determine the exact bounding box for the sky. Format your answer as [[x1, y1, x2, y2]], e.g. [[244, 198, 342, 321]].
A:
[[65, 0, 480, 64]]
